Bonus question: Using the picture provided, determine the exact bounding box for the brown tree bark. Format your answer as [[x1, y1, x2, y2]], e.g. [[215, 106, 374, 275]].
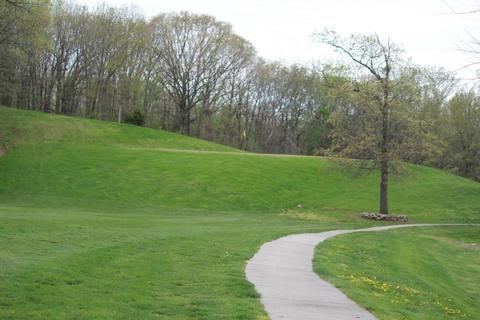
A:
[[179, 108, 191, 135], [379, 150, 389, 214]]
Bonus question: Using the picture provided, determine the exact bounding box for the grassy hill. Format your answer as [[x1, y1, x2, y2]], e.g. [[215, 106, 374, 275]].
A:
[[0, 106, 479, 319], [1, 107, 479, 221], [314, 227, 480, 320]]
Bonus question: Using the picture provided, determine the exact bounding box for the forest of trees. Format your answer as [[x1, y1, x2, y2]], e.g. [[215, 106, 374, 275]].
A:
[[1, 0, 479, 183]]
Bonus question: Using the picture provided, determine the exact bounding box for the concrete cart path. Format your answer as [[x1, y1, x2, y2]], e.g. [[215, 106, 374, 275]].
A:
[[245, 224, 471, 320]]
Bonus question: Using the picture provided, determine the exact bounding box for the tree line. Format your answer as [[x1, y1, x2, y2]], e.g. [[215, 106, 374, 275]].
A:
[[1, 0, 479, 184]]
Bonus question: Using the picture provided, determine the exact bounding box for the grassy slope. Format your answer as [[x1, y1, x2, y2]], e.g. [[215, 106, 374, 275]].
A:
[[0, 106, 479, 319], [1, 107, 478, 221], [314, 227, 480, 320]]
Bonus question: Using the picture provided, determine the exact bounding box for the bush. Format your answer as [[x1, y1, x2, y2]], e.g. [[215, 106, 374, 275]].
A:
[[124, 110, 145, 126]]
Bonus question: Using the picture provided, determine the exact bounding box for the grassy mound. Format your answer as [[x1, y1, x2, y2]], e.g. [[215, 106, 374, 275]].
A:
[[1, 107, 479, 222], [314, 227, 480, 320], [0, 106, 479, 319], [0, 107, 237, 153]]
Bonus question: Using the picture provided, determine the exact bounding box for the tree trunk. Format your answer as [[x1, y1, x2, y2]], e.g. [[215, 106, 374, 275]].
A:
[[179, 108, 191, 135], [379, 158, 389, 214], [379, 101, 389, 214], [118, 104, 123, 124]]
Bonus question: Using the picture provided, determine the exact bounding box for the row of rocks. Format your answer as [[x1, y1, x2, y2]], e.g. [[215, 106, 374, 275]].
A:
[[360, 212, 408, 223]]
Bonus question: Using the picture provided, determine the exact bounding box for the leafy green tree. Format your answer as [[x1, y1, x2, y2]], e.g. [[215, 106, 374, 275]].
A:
[[443, 91, 480, 180], [0, 0, 50, 106], [315, 30, 406, 214]]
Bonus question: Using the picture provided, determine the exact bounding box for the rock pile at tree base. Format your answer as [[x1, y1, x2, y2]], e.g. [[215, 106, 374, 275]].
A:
[[360, 212, 408, 223]]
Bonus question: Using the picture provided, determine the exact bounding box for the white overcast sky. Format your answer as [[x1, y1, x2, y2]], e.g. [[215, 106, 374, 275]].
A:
[[78, 0, 480, 80]]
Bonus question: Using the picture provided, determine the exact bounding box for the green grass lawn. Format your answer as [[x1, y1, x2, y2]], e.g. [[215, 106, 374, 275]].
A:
[[0, 106, 479, 319], [314, 227, 480, 320], [1, 205, 350, 320]]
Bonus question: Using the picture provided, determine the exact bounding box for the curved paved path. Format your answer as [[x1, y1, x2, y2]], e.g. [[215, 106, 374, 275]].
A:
[[245, 224, 471, 320]]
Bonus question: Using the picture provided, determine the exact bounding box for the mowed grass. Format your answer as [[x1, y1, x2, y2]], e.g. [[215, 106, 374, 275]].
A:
[[0, 106, 237, 153], [1, 205, 350, 320], [0, 106, 479, 319], [314, 227, 480, 320], [1, 107, 479, 221]]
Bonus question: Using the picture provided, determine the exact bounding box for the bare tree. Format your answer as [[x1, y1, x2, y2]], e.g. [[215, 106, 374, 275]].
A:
[[150, 12, 254, 135]]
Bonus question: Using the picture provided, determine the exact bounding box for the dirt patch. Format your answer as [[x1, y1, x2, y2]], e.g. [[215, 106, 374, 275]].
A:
[[0, 144, 5, 157], [463, 243, 478, 250], [279, 209, 340, 223]]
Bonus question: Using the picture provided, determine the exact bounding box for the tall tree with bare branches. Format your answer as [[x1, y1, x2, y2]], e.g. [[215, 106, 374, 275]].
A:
[[314, 30, 405, 214], [150, 12, 254, 134]]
